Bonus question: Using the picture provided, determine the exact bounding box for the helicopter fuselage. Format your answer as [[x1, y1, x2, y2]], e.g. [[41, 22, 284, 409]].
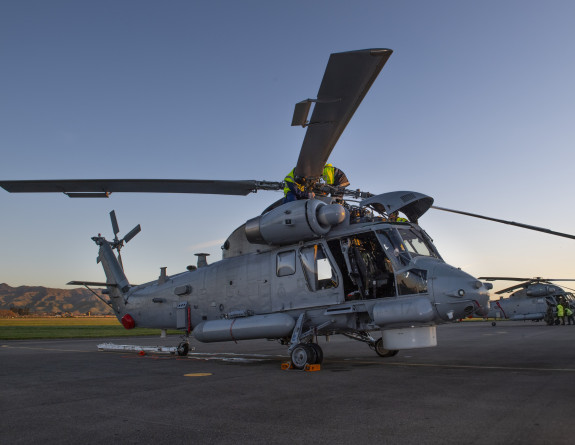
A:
[[97, 194, 491, 352]]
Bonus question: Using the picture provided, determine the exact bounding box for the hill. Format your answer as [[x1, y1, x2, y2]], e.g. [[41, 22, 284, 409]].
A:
[[0, 283, 113, 316]]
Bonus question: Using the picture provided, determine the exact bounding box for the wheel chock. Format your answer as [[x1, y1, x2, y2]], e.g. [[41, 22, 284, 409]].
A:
[[281, 362, 321, 371], [305, 364, 321, 372]]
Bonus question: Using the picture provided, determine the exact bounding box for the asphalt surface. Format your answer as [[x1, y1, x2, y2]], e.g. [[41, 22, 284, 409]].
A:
[[1, 320, 575, 444]]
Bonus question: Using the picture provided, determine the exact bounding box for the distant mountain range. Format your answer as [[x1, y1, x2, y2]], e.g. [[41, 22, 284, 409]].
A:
[[0, 283, 113, 316]]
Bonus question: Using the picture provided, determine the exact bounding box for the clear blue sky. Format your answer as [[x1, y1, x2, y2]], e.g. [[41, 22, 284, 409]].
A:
[[2, 1, 575, 294]]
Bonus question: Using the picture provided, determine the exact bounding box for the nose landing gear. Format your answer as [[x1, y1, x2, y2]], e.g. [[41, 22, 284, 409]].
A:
[[371, 337, 399, 358]]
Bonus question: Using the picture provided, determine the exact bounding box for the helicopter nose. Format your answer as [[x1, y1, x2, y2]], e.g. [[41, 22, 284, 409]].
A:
[[431, 263, 491, 321]]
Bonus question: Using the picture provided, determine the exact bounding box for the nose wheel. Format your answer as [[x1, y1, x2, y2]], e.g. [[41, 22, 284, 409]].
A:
[[372, 337, 399, 358]]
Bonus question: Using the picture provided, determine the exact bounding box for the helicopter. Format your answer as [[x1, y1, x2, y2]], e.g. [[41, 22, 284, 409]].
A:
[[2, 48, 574, 369], [478, 277, 575, 326]]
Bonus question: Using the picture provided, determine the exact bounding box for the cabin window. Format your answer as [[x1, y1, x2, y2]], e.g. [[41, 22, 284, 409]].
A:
[[299, 244, 338, 291], [276, 250, 296, 277]]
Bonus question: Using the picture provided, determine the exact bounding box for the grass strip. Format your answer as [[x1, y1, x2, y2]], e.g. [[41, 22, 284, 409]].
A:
[[0, 318, 181, 339]]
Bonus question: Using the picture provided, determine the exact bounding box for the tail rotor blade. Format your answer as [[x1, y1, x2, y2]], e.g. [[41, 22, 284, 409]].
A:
[[110, 210, 120, 236], [123, 224, 141, 244]]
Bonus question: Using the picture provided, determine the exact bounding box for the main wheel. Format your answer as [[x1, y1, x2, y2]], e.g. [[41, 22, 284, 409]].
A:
[[291, 344, 316, 369], [308, 343, 324, 365], [374, 337, 398, 358], [177, 342, 189, 356]]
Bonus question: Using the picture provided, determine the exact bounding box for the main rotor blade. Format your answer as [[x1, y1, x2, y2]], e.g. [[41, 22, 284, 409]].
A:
[[123, 224, 141, 244], [110, 210, 120, 236], [479, 277, 575, 282], [432, 206, 575, 241], [494, 282, 532, 294], [0, 179, 283, 197], [294, 48, 393, 179]]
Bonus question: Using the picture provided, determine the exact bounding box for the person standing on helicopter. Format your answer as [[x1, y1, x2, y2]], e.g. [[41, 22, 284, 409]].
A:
[[283, 164, 349, 203]]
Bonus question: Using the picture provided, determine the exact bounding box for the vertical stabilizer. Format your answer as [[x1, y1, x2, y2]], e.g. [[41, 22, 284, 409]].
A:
[[93, 236, 130, 295]]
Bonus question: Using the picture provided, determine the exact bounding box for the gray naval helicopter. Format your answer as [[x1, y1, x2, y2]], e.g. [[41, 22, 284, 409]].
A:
[[478, 277, 575, 326], [2, 48, 575, 369]]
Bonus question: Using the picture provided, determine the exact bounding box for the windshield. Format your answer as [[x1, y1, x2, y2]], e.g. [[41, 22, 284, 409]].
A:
[[377, 228, 441, 264], [396, 228, 440, 259]]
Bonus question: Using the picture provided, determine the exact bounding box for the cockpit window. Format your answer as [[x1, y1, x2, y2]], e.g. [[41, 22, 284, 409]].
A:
[[396, 228, 439, 258], [376, 229, 410, 267], [378, 228, 440, 263], [396, 268, 428, 295]]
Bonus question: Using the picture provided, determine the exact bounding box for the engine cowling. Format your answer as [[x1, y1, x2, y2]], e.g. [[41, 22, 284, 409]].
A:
[[245, 199, 347, 245]]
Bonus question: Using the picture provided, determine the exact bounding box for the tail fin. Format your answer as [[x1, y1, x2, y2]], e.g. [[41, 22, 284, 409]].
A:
[[93, 236, 131, 295], [91, 211, 141, 310]]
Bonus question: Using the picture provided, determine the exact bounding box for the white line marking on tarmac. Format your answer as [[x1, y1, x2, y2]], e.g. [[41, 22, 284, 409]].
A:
[[340, 359, 575, 372], [1, 344, 89, 352]]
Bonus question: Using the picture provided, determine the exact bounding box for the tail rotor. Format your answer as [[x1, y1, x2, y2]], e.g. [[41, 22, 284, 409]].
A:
[[109, 210, 141, 270]]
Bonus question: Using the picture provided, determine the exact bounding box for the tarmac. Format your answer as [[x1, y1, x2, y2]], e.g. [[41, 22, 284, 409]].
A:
[[1, 320, 575, 444]]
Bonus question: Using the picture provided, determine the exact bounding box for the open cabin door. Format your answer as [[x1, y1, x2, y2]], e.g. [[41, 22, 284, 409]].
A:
[[327, 232, 397, 301]]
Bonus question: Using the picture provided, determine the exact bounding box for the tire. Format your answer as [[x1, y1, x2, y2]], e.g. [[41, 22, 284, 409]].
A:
[[308, 343, 324, 365], [291, 344, 315, 369], [177, 342, 189, 356], [374, 337, 398, 358]]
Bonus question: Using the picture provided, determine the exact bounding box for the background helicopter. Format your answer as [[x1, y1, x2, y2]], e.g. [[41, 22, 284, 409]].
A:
[[478, 277, 575, 326], [2, 48, 575, 369]]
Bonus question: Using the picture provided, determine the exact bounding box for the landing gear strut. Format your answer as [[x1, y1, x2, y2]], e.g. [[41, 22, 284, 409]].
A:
[[287, 313, 329, 369], [344, 331, 400, 358]]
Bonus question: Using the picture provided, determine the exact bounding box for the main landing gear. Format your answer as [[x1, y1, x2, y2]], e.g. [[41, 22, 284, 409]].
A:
[[288, 313, 329, 369], [290, 343, 324, 370]]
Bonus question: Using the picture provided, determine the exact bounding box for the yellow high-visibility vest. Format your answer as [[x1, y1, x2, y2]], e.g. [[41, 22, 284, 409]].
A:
[[284, 169, 305, 196], [322, 164, 335, 185]]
